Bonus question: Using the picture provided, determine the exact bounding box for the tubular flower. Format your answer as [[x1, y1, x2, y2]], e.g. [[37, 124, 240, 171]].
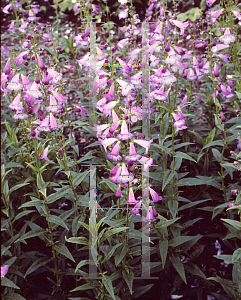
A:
[[219, 28, 236, 45], [149, 187, 162, 202], [125, 143, 142, 162], [107, 141, 122, 162], [40, 146, 50, 162], [133, 139, 153, 155], [1, 265, 8, 279], [117, 164, 134, 184], [117, 121, 135, 141], [7, 74, 23, 91], [172, 108, 187, 133], [126, 188, 138, 204]]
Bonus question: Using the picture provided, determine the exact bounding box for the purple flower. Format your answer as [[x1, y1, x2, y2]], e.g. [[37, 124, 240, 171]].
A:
[[7, 74, 23, 91], [26, 82, 43, 98], [130, 201, 141, 215], [107, 141, 122, 162], [37, 55, 46, 71], [50, 113, 63, 130], [172, 20, 189, 35], [109, 165, 121, 183], [125, 143, 142, 162], [138, 156, 153, 171], [115, 185, 121, 198], [47, 68, 62, 84], [51, 90, 67, 104], [28, 127, 42, 140], [46, 95, 63, 113], [3, 58, 11, 75], [37, 116, 51, 132], [1, 265, 8, 279], [143, 206, 158, 222], [232, 10, 241, 21], [172, 108, 187, 133], [207, 9, 223, 24], [220, 84, 235, 99], [74, 105, 88, 118], [117, 164, 134, 184], [187, 68, 197, 81], [126, 188, 138, 204], [206, 0, 216, 7], [214, 63, 219, 77], [149, 187, 162, 202], [8, 94, 23, 111], [236, 139, 241, 151], [106, 83, 115, 101], [219, 28, 236, 45], [117, 121, 135, 141], [99, 138, 118, 152], [40, 146, 50, 162], [12, 109, 29, 120], [211, 44, 229, 54], [133, 139, 153, 155], [219, 113, 226, 122], [119, 9, 128, 19]]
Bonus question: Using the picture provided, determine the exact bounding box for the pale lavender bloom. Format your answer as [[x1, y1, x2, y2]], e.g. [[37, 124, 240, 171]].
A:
[[129, 49, 140, 61], [200, 61, 211, 75], [74, 105, 88, 118], [118, 0, 128, 4], [218, 53, 229, 63], [46, 95, 62, 113], [172, 60, 188, 75], [50, 113, 63, 130], [129, 72, 142, 88], [172, 108, 187, 133], [119, 9, 128, 19], [165, 48, 181, 65], [102, 101, 117, 117], [27, 10, 38, 22], [219, 28, 236, 45], [47, 69, 62, 84], [40, 146, 50, 162], [232, 10, 241, 21], [96, 47, 108, 61], [72, 3, 81, 13], [187, 68, 197, 81], [117, 121, 135, 140], [13, 51, 28, 66], [2, 4, 11, 14], [150, 55, 160, 68], [28, 127, 42, 140], [118, 38, 129, 51], [138, 156, 153, 171], [126, 188, 138, 204], [153, 23, 165, 41], [220, 84, 235, 99], [133, 139, 153, 155], [161, 70, 177, 85], [107, 141, 122, 162], [125, 143, 142, 162], [1, 46, 9, 56], [206, 9, 223, 24], [26, 82, 43, 98], [172, 20, 189, 35], [99, 138, 118, 152], [150, 86, 170, 102], [1, 265, 8, 279], [149, 187, 162, 202], [7, 74, 23, 91], [52, 90, 68, 103], [94, 124, 109, 137], [3, 58, 11, 75], [37, 116, 51, 132], [117, 164, 134, 184], [8, 94, 23, 111], [19, 19, 28, 34], [12, 109, 29, 120], [116, 79, 134, 96]]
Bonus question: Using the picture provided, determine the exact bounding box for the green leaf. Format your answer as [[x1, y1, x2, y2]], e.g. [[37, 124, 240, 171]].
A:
[[122, 269, 134, 295], [162, 170, 176, 191], [18, 198, 43, 209], [7, 182, 29, 198], [46, 186, 71, 204], [53, 243, 75, 263], [72, 170, 89, 188], [169, 253, 187, 284], [184, 263, 206, 279], [131, 284, 154, 298], [24, 257, 52, 278], [212, 148, 221, 163], [99, 227, 129, 244], [169, 235, 202, 248], [221, 219, 241, 230], [115, 245, 129, 266], [100, 178, 118, 193], [13, 210, 35, 222], [232, 248, 241, 264], [71, 282, 100, 292], [168, 200, 178, 219], [159, 239, 168, 268], [75, 260, 89, 273], [178, 199, 210, 211], [102, 275, 116, 300], [102, 243, 122, 264], [177, 177, 203, 186], [174, 152, 196, 163], [1, 277, 20, 289], [202, 140, 224, 150], [46, 215, 69, 230], [16, 229, 47, 242], [208, 276, 239, 299], [65, 236, 89, 245], [4, 293, 26, 300]]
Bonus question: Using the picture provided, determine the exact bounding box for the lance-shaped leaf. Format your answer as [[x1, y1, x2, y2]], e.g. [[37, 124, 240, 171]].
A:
[[53, 243, 75, 263], [65, 236, 89, 245], [122, 269, 134, 294], [102, 275, 116, 300], [115, 245, 129, 266], [169, 235, 202, 247], [24, 257, 53, 278], [98, 227, 129, 245], [1, 277, 20, 289], [169, 253, 187, 284], [46, 215, 69, 230]]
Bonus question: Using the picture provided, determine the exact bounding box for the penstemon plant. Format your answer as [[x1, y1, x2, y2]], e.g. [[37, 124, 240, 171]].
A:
[[1, 0, 241, 299]]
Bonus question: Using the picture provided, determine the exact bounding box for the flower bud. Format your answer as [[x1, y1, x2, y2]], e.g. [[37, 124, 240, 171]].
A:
[[231, 189, 238, 196]]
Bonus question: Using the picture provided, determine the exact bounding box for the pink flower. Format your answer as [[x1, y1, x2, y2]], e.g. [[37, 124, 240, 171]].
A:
[[37, 55, 46, 71], [28, 127, 42, 140], [8, 94, 23, 111], [206, 0, 216, 7], [117, 121, 135, 141], [115, 185, 121, 198], [125, 143, 142, 162], [107, 141, 122, 162], [133, 139, 153, 155], [99, 138, 118, 152], [149, 187, 162, 202], [74, 105, 88, 118], [50, 113, 63, 130], [172, 108, 187, 133], [37, 116, 51, 132], [126, 188, 138, 204], [138, 156, 153, 171], [172, 20, 189, 35], [143, 206, 158, 222], [7, 74, 23, 91], [40, 146, 50, 162], [117, 164, 134, 184], [26, 82, 43, 98], [52, 90, 68, 104], [130, 201, 141, 215], [219, 28, 236, 45], [3, 58, 11, 75], [232, 10, 241, 21], [214, 63, 219, 77], [1, 265, 8, 279]]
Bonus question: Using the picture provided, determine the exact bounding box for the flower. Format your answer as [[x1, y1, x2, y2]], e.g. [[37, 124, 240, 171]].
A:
[[117, 164, 134, 184], [214, 63, 219, 77], [130, 201, 141, 215], [40, 146, 50, 162], [143, 206, 158, 222], [149, 187, 162, 202], [109, 165, 121, 183], [26, 82, 43, 98], [133, 139, 153, 155], [37, 116, 51, 132], [206, 0, 216, 7], [7, 74, 23, 91], [52, 90, 68, 104], [1, 265, 8, 279], [219, 28, 236, 45], [115, 185, 121, 198], [46, 95, 62, 113], [3, 58, 11, 75], [172, 108, 187, 133], [28, 127, 42, 140], [74, 105, 88, 118], [117, 121, 135, 141], [107, 141, 122, 162], [172, 20, 189, 35], [125, 143, 142, 162], [138, 156, 153, 171], [99, 138, 118, 152], [126, 188, 138, 204], [50, 113, 63, 130], [119, 9, 128, 19], [8, 94, 23, 111], [37, 55, 46, 71]]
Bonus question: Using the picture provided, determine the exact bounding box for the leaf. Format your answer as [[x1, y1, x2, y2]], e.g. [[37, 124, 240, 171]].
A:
[[71, 282, 99, 292], [208, 276, 239, 299], [178, 199, 210, 211], [13, 210, 35, 222], [115, 245, 129, 266], [75, 260, 89, 273], [159, 239, 168, 268], [169, 235, 202, 248], [18, 198, 43, 209], [102, 275, 116, 300], [184, 263, 206, 279], [24, 257, 52, 278], [4, 293, 26, 300], [177, 177, 203, 186], [122, 269, 134, 294], [99, 227, 129, 245], [46, 215, 69, 230], [46, 186, 71, 204], [221, 219, 241, 230], [162, 170, 176, 191], [1, 277, 20, 289], [169, 253, 187, 284], [53, 243, 75, 263], [168, 200, 178, 219], [16, 229, 47, 242], [100, 178, 118, 193], [202, 140, 224, 150], [131, 284, 154, 298], [7, 182, 30, 198], [65, 236, 89, 245], [72, 170, 89, 188], [174, 152, 196, 163], [212, 148, 221, 163], [102, 243, 122, 264]]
